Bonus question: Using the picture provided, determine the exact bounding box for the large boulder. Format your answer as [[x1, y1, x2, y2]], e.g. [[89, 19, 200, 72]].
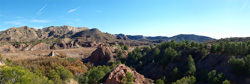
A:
[[106, 64, 153, 84], [89, 45, 114, 65]]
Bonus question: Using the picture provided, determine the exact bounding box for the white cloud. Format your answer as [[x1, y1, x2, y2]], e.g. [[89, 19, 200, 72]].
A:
[[31, 20, 50, 23], [67, 7, 79, 14], [4, 21, 24, 25], [36, 4, 48, 15]]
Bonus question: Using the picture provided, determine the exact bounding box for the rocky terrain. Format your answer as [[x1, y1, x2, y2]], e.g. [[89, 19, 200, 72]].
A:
[[1, 25, 249, 84], [106, 64, 154, 84]]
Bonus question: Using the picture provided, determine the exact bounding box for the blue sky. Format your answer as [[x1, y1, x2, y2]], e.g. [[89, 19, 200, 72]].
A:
[[0, 0, 250, 39]]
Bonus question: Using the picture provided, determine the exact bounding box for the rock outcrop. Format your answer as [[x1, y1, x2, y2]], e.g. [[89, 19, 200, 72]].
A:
[[0, 44, 16, 53], [106, 64, 154, 84], [88, 45, 114, 65], [30, 43, 50, 51], [0, 61, 5, 66], [48, 51, 56, 57]]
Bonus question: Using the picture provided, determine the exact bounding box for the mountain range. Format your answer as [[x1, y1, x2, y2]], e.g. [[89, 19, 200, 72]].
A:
[[0, 26, 214, 43]]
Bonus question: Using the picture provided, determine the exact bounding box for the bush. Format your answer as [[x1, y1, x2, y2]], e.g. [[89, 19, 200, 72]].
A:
[[228, 56, 246, 74], [58, 53, 67, 58], [187, 55, 196, 75], [77, 65, 112, 84], [156, 79, 164, 84], [222, 80, 230, 84], [46, 70, 62, 84], [123, 72, 134, 84], [0, 54, 2, 60], [15, 57, 88, 75], [143, 46, 151, 51], [0, 66, 53, 84], [207, 70, 224, 83], [124, 45, 129, 50], [172, 75, 196, 84], [55, 66, 73, 81]]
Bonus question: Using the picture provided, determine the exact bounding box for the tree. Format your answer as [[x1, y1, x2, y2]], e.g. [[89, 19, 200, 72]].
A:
[[201, 48, 207, 57], [207, 70, 216, 82], [172, 75, 196, 84], [172, 67, 180, 81], [123, 72, 134, 84], [187, 55, 196, 75], [210, 44, 218, 53], [163, 47, 180, 63], [153, 48, 161, 61], [46, 70, 62, 84], [55, 66, 73, 81], [150, 43, 155, 49], [222, 80, 230, 84], [0, 54, 2, 60], [248, 46, 250, 55], [245, 55, 250, 75], [124, 45, 129, 50], [0, 66, 53, 84], [156, 79, 164, 84], [228, 56, 246, 74], [143, 46, 151, 51]]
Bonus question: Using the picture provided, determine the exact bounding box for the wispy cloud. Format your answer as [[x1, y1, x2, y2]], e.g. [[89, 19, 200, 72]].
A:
[[36, 3, 48, 15], [31, 20, 50, 23], [4, 21, 25, 25], [67, 7, 80, 14], [241, 0, 249, 11]]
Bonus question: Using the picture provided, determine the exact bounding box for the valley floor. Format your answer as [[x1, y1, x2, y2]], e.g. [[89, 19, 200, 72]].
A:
[[1, 47, 97, 61]]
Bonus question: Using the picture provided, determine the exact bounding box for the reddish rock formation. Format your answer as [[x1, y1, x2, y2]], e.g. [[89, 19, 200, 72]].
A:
[[89, 45, 114, 64], [106, 64, 154, 84]]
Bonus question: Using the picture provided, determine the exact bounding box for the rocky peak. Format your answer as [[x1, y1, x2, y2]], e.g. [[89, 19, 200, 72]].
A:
[[106, 64, 154, 84], [88, 45, 114, 65]]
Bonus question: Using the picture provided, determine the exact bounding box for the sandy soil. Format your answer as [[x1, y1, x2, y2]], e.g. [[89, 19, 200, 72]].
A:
[[1, 47, 97, 61]]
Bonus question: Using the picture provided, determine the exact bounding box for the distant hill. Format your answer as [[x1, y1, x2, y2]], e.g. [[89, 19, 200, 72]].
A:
[[205, 37, 250, 44], [122, 34, 214, 42], [0, 25, 88, 42], [0, 26, 214, 43], [168, 34, 214, 42]]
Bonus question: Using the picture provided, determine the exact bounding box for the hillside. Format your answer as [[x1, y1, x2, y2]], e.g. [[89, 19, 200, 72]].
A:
[[0, 25, 88, 42], [121, 34, 214, 42]]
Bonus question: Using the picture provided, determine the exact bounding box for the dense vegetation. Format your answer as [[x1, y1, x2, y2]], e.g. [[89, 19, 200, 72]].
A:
[[1, 40, 250, 84], [121, 40, 250, 83], [0, 54, 119, 84]]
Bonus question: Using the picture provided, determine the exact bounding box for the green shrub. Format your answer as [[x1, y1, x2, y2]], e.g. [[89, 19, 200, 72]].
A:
[[0, 66, 53, 84], [124, 45, 129, 50], [156, 79, 164, 84], [187, 55, 196, 75], [172, 75, 196, 84], [222, 80, 230, 84], [123, 72, 134, 84]]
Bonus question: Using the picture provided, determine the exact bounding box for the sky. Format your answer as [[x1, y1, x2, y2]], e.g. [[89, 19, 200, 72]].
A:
[[0, 0, 250, 39]]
